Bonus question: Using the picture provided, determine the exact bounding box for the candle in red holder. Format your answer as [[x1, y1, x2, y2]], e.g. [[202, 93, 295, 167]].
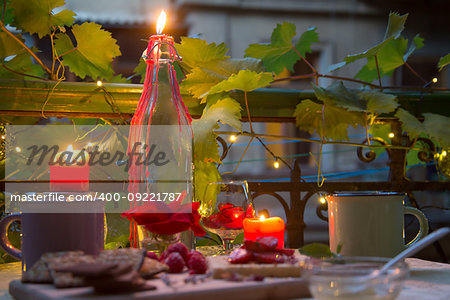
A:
[[243, 215, 285, 249], [49, 144, 90, 192]]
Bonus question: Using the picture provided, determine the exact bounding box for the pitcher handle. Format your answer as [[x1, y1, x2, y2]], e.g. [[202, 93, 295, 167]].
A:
[[404, 206, 429, 248], [0, 213, 22, 260]]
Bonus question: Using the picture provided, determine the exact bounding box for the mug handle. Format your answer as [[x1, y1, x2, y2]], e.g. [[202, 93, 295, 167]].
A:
[[404, 207, 429, 248], [0, 213, 22, 260]]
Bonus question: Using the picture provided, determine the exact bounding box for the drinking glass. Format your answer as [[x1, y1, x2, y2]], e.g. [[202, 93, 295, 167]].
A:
[[201, 181, 255, 253]]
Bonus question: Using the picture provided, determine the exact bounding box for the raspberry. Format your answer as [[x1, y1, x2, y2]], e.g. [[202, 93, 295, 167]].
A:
[[159, 251, 169, 262], [187, 250, 203, 261], [164, 252, 185, 273], [146, 251, 159, 260], [167, 242, 189, 263], [187, 253, 208, 274]]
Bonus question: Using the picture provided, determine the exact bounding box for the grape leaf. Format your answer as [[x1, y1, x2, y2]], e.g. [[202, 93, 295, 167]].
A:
[[0, 0, 14, 25], [175, 37, 229, 70], [192, 95, 242, 163], [423, 113, 450, 147], [295, 27, 319, 59], [313, 82, 398, 114], [294, 99, 365, 141], [208, 69, 273, 94], [383, 12, 408, 40], [329, 12, 408, 72], [314, 82, 364, 112], [395, 108, 425, 139], [355, 36, 423, 83], [181, 57, 264, 101], [403, 34, 424, 62], [438, 53, 450, 71], [0, 32, 25, 60], [182, 66, 225, 99], [192, 95, 241, 204], [11, 0, 75, 38], [299, 243, 336, 258], [132, 59, 147, 83], [55, 22, 121, 80], [355, 38, 404, 82], [360, 91, 398, 114], [0, 52, 45, 79], [194, 161, 221, 204], [245, 23, 318, 75]]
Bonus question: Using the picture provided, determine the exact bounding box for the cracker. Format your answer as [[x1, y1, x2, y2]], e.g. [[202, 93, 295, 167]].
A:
[[22, 251, 85, 283], [97, 248, 145, 271], [46, 254, 96, 288]]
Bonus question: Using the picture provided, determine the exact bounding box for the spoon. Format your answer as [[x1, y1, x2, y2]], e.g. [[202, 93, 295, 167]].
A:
[[373, 227, 450, 277]]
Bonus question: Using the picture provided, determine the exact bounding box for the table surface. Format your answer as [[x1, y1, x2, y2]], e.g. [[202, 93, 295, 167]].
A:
[[1, 258, 449, 300]]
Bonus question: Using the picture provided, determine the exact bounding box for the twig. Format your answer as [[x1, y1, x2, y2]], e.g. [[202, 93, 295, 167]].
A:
[[41, 78, 64, 118], [374, 55, 382, 88], [244, 91, 253, 133], [254, 135, 293, 170], [222, 136, 254, 175], [58, 47, 77, 58], [216, 131, 430, 152], [274, 73, 316, 82], [404, 62, 428, 84], [292, 46, 318, 74], [274, 73, 381, 89], [2, 0, 6, 23], [0, 21, 53, 78], [1, 63, 50, 81], [364, 112, 371, 146]]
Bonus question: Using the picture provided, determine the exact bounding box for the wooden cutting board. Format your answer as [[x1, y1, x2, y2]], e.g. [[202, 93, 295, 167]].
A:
[[9, 255, 310, 300], [9, 276, 310, 300]]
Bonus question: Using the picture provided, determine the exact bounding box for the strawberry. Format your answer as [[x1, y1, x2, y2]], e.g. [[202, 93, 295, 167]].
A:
[[228, 248, 252, 264], [164, 252, 185, 273], [167, 242, 189, 263], [252, 252, 280, 264], [256, 237, 278, 251], [244, 237, 278, 253], [187, 253, 208, 274], [277, 248, 295, 256]]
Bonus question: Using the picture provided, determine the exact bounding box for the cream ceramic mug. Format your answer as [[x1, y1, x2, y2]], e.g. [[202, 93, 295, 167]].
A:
[[326, 192, 429, 257]]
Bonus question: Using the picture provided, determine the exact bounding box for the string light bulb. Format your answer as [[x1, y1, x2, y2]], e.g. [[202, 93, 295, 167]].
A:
[[388, 132, 395, 138], [319, 197, 326, 204], [96, 81, 103, 87], [432, 77, 438, 83], [15, 147, 21, 152], [273, 159, 280, 169], [229, 135, 237, 142]]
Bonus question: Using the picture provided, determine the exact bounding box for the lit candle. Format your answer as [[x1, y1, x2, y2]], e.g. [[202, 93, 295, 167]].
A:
[[243, 215, 285, 249], [49, 144, 90, 192], [142, 10, 173, 60]]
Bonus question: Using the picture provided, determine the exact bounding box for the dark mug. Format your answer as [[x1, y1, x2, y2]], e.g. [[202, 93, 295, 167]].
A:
[[0, 212, 105, 271]]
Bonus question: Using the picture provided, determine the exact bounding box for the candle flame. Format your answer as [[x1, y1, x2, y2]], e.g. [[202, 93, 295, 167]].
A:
[[156, 10, 166, 34], [260, 215, 266, 221]]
